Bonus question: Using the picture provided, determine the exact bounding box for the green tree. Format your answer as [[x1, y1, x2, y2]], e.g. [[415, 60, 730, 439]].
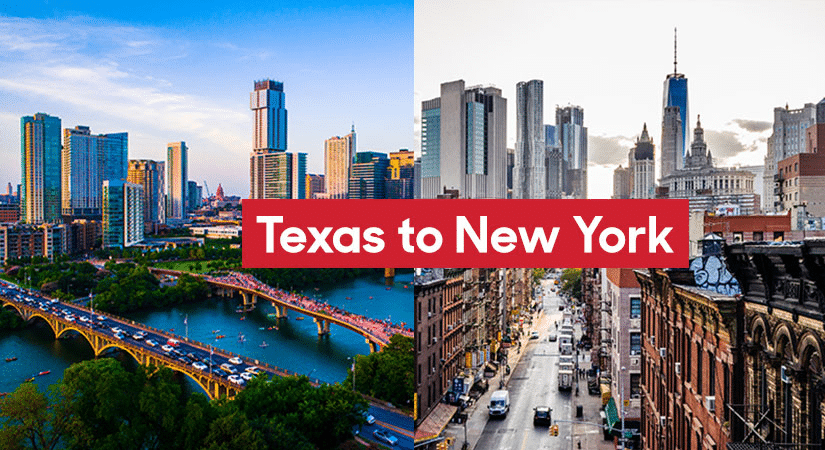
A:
[[345, 335, 414, 407], [560, 268, 582, 299], [0, 382, 73, 450]]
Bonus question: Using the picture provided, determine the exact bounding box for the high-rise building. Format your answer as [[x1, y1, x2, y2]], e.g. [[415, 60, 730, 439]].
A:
[[612, 165, 632, 199], [61, 126, 127, 218], [556, 105, 588, 198], [420, 80, 507, 199], [21, 113, 62, 224], [764, 102, 817, 212], [386, 149, 414, 199], [349, 151, 389, 199], [324, 127, 356, 199], [545, 125, 563, 199], [631, 123, 656, 199], [166, 142, 188, 221], [102, 179, 144, 248], [513, 80, 546, 199], [662, 29, 689, 172], [248, 80, 306, 200], [187, 180, 202, 212], [251, 80, 287, 152], [660, 106, 684, 180], [249, 151, 306, 199], [305, 173, 325, 199], [127, 159, 165, 234]]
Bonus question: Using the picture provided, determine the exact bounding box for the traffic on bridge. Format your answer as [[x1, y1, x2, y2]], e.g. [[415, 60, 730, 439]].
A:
[[0, 279, 318, 400], [203, 271, 412, 346]]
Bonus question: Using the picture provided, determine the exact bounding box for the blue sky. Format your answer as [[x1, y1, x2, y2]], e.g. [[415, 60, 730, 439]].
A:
[[0, 1, 413, 197]]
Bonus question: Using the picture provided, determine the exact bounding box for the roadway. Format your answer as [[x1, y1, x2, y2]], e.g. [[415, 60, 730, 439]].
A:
[[358, 404, 414, 450], [474, 279, 574, 450]]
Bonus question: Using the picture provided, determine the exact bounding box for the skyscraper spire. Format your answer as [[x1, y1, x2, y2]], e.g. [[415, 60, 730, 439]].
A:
[[674, 27, 678, 74]]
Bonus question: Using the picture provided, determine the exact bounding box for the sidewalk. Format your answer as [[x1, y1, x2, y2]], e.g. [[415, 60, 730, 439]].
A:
[[571, 313, 614, 450], [442, 310, 544, 450]]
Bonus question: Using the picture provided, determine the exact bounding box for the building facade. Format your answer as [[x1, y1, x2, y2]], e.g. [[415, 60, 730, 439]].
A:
[[127, 159, 165, 234], [387, 149, 414, 199], [250, 151, 306, 199], [513, 79, 546, 199], [324, 128, 356, 199], [613, 165, 632, 199], [725, 241, 825, 447], [414, 269, 445, 426], [348, 151, 389, 199], [21, 113, 62, 224], [631, 124, 656, 199], [102, 180, 144, 248], [187, 180, 202, 212], [166, 142, 188, 221], [556, 105, 588, 198], [305, 173, 325, 199], [662, 33, 689, 174], [61, 126, 128, 218], [420, 80, 507, 199], [764, 102, 818, 212], [636, 268, 743, 450], [251, 80, 287, 152]]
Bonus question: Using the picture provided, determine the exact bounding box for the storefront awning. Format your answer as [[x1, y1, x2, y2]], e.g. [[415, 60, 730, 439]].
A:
[[414, 402, 458, 443], [605, 397, 619, 431]]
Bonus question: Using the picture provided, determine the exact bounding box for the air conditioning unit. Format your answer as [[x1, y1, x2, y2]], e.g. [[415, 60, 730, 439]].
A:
[[650, 336, 656, 346], [781, 365, 791, 384], [674, 362, 681, 375], [705, 396, 716, 412], [659, 416, 667, 427], [631, 357, 639, 366], [432, 337, 438, 344], [659, 348, 667, 358]]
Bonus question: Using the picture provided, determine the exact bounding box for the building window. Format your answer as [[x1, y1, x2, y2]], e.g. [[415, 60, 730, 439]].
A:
[[630, 296, 641, 319], [686, 336, 692, 382], [630, 332, 641, 355], [708, 351, 715, 396], [733, 232, 743, 243], [753, 231, 764, 241], [630, 373, 641, 398], [697, 342, 703, 395], [774, 231, 784, 242]]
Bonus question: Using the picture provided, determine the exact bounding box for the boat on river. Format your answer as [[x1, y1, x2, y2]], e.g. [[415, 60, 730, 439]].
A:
[[5, 357, 17, 362]]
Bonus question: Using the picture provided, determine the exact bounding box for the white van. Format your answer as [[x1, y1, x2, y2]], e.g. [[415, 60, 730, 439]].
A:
[[488, 390, 510, 418]]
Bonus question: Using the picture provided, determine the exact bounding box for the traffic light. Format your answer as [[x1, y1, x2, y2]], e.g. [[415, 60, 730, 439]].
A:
[[549, 424, 559, 436]]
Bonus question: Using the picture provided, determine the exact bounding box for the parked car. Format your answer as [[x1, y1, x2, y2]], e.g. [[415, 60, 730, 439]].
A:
[[548, 333, 557, 342], [363, 411, 376, 425], [373, 430, 398, 446], [530, 331, 540, 340]]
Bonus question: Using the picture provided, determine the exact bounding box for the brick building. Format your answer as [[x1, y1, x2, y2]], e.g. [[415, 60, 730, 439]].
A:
[[635, 268, 744, 450], [725, 241, 825, 446], [415, 269, 445, 426], [0, 203, 19, 223]]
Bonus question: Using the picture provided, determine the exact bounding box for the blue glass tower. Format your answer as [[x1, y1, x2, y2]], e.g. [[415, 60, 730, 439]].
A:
[[663, 29, 689, 162], [21, 113, 62, 223], [251, 80, 287, 151]]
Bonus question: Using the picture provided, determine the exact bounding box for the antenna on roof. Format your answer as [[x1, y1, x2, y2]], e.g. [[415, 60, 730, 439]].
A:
[[674, 27, 678, 74]]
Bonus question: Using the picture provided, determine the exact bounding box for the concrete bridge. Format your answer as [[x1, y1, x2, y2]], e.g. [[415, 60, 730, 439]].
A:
[[150, 268, 412, 353], [0, 288, 314, 400]]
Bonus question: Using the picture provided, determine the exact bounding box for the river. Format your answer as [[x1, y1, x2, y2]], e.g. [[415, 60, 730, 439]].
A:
[[0, 271, 412, 395]]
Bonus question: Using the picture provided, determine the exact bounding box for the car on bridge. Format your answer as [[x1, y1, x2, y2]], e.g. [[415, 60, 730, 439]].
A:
[[227, 374, 245, 385], [145, 339, 158, 347], [245, 366, 262, 374], [162, 344, 175, 353], [220, 363, 237, 374], [228, 357, 242, 365], [192, 362, 207, 371], [373, 430, 398, 446]]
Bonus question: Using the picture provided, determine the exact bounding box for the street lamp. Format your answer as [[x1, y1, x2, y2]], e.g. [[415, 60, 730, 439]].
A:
[[619, 366, 627, 450], [348, 356, 357, 391]]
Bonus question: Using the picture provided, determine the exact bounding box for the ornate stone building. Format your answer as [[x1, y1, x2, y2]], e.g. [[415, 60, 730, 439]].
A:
[[726, 241, 825, 446]]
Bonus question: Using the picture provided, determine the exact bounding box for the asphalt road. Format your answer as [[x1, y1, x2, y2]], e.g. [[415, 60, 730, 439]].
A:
[[475, 280, 576, 450]]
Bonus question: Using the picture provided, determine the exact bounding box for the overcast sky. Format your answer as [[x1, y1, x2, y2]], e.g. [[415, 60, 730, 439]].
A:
[[415, 0, 825, 199], [0, 0, 412, 197]]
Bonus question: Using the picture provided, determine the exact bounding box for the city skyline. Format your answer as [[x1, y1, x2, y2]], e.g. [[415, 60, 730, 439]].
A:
[[0, 1, 412, 197], [415, 0, 825, 199]]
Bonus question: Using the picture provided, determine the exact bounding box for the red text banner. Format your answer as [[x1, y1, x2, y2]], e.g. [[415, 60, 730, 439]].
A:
[[242, 199, 690, 268]]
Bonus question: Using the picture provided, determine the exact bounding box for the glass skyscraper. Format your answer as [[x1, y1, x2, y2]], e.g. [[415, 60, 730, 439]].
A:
[[556, 105, 588, 199], [513, 79, 545, 199], [251, 80, 287, 152], [62, 126, 128, 218], [166, 142, 188, 221], [21, 113, 62, 224], [348, 151, 389, 199], [662, 30, 689, 169]]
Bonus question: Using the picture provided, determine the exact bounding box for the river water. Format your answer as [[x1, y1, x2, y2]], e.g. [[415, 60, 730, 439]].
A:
[[0, 271, 412, 395]]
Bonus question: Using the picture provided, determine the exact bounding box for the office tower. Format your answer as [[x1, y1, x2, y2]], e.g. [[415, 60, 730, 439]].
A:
[[660, 106, 683, 181], [662, 28, 689, 171], [102, 179, 144, 248], [251, 80, 287, 152], [248, 80, 305, 199], [631, 123, 656, 199], [386, 149, 414, 199], [5, 183, 11, 196], [166, 142, 188, 221], [513, 80, 546, 199], [556, 105, 588, 198], [21, 113, 62, 224], [325, 127, 356, 199], [764, 102, 817, 212], [61, 126, 127, 218], [349, 152, 389, 199], [413, 157, 422, 199], [127, 159, 165, 234], [249, 151, 306, 199], [612, 165, 632, 199], [420, 80, 507, 199], [545, 125, 563, 199], [305, 173, 325, 199], [187, 180, 202, 212]]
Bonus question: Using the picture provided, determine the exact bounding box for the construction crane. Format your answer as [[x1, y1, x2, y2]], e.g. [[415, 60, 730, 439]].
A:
[[203, 180, 212, 199]]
